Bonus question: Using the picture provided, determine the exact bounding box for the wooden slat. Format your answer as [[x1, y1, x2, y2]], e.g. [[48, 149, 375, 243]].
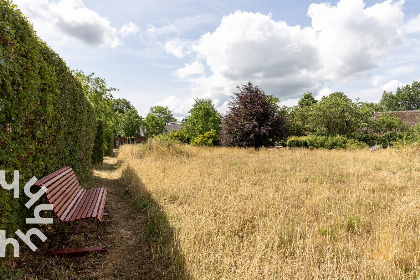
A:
[[33, 166, 71, 187], [46, 172, 76, 198], [40, 168, 73, 190], [81, 188, 100, 219], [53, 180, 80, 215], [61, 189, 84, 221], [72, 188, 97, 221], [97, 189, 107, 222], [92, 188, 105, 218], [47, 175, 77, 203]]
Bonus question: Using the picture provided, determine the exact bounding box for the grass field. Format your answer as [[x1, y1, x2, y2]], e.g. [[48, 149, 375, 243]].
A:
[[118, 142, 420, 279]]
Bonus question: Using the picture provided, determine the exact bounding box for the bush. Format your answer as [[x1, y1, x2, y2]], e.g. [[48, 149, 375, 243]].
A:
[[191, 129, 219, 146], [137, 136, 191, 158], [286, 135, 366, 150], [286, 136, 308, 148]]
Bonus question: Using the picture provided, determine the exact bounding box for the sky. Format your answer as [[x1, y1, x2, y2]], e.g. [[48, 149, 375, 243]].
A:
[[12, 0, 420, 119]]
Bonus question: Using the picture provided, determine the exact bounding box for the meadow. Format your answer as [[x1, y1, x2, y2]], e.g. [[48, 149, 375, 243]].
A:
[[118, 142, 420, 279]]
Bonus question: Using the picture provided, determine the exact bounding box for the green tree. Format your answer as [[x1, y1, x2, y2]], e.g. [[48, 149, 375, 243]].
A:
[[309, 92, 369, 137], [289, 92, 318, 136], [220, 82, 288, 148], [183, 98, 221, 144], [112, 98, 135, 114], [298, 92, 318, 108], [121, 108, 143, 138], [73, 70, 118, 155], [144, 106, 177, 137], [379, 81, 420, 111]]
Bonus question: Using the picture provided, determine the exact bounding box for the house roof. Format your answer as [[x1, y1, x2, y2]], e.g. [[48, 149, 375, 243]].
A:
[[373, 110, 420, 127], [165, 122, 183, 134]]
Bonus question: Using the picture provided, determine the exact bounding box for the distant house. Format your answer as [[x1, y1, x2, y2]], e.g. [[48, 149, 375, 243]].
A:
[[164, 122, 183, 134], [373, 110, 420, 127], [117, 136, 146, 146]]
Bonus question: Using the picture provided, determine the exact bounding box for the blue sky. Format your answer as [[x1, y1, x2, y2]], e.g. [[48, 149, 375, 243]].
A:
[[13, 0, 420, 119]]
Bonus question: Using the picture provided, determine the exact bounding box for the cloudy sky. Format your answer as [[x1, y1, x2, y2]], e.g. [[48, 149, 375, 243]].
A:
[[12, 0, 420, 118]]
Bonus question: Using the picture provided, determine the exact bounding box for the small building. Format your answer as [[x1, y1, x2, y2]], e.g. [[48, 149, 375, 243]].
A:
[[164, 122, 183, 134], [373, 110, 420, 127], [117, 136, 146, 146]]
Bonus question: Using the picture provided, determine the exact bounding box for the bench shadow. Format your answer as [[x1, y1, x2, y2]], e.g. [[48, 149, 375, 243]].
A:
[[96, 165, 190, 279]]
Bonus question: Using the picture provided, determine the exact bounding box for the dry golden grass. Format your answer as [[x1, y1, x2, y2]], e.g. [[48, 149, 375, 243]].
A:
[[118, 143, 420, 279]]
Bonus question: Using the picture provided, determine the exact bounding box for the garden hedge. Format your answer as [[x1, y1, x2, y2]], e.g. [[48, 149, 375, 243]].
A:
[[0, 1, 96, 234]]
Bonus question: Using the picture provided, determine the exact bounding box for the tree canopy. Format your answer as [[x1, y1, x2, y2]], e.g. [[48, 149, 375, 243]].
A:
[[379, 81, 420, 111], [144, 106, 177, 137], [183, 98, 221, 143], [220, 82, 288, 148], [120, 108, 143, 137]]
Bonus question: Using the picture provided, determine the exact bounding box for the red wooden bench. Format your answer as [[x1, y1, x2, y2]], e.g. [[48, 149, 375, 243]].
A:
[[33, 166, 108, 257]]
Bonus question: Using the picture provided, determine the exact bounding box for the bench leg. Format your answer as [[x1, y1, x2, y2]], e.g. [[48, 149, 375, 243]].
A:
[[75, 220, 84, 234]]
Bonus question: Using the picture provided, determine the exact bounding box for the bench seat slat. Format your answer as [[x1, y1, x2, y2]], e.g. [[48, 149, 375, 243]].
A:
[[92, 188, 105, 218], [81, 188, 99, 219], [54, 180, 80, 216], [97, 190, 107, 222], [33, 166, 71, 187], [40, 168, 73, 190], [61, 189, 85, 221], [72, 188, 97, 221], [48, 174, 77, 202]]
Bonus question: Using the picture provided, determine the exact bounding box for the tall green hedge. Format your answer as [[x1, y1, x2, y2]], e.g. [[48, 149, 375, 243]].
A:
[[0, 1, 96, 233], [92, 120, 104, 164]]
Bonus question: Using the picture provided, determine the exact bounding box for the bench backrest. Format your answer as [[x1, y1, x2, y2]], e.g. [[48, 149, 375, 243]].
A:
[[33, 166, 83, 218]]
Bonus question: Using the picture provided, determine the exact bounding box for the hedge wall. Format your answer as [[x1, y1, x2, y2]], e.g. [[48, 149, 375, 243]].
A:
[[0, 1, 96, 233]]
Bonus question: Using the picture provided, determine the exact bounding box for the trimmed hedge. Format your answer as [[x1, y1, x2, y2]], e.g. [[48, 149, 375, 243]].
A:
[[0, 2, 96, 233], [92, 120, 104, 164], [286, 135, 367, 150]]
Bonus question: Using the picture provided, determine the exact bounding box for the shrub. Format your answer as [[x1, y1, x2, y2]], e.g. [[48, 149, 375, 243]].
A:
[[191, 129, 219, 146], [137, 137, 191, 158], [286, 136, 308, 148], [287, 135, 366, 150]]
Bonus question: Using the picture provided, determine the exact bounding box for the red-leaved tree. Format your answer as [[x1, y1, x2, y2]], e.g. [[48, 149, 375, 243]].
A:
[[220, 82, 288, 148]]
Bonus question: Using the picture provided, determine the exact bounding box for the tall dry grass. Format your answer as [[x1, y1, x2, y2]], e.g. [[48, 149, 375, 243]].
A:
[[118, 143, 420, 279]]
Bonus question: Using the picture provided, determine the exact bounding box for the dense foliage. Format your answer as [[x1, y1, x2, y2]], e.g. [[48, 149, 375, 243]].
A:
[[73, 70, 118, 156], [380, 81, 420, 111], [182, 98, 221, 145], [0, 2, 96, 233], [144, 106, 177, 137], [92, 120, 104, 164], [120, 108, 143, 137], [221, 82, 288, 148]]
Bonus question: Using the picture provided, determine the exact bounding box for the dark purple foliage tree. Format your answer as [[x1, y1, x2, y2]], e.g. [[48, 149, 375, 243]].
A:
[[220, 82, 288, 148]]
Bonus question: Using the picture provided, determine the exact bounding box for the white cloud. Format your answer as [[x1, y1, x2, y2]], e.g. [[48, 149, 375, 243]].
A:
[[403, 14, 420, 33], [165, 40, 189, 58], [173, 61, 204, 78], [308, 0, 403, 80], [13, 0, 122, 48], [372, 75, 384, 86], [381, 79, 407, 93], [316, 87, 334, 100], [168, 0, 406, 114], [156, 96, 194, 116], [120, 22, 139, 38]]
